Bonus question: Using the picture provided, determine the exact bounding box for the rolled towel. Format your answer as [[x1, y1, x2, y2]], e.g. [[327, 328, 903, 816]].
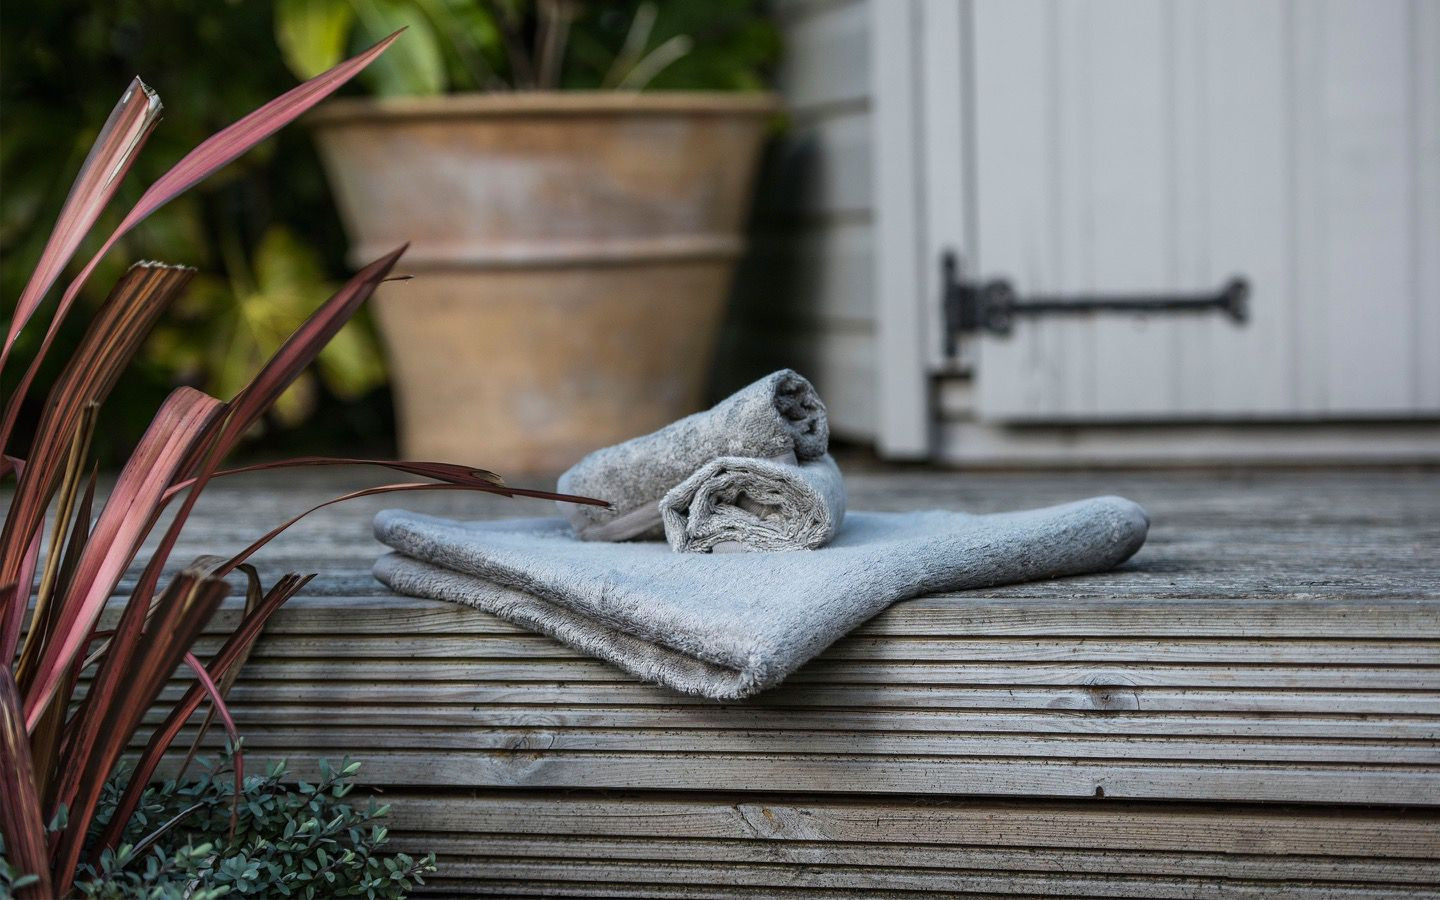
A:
[[557, 369, 828, 542], [661, 454, 845, 553]]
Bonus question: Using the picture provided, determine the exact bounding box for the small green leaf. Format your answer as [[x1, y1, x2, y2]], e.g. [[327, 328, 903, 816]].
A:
[[351, 0, 448, 96], [275, 0, 356, 80]]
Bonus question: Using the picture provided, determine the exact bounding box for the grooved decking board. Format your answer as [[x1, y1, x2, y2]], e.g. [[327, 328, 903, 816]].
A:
[[150, 680, 1440, 714], [376, 794, 1440, 855], [142, 706, 1440, 739], [185, 593, 1440, 637], [174, 658, 1440, 689], [154, 725, 1440, 764], [405, 865, 1436, 899], [394, 836, 1440, 882], [374, 795, 1440, 897], [164, 750, 1440, 804], [80, 465, 1440, 894]]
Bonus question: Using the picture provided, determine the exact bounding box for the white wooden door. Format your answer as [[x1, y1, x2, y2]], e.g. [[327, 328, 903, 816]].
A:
[[946, 0, 1440, 422]]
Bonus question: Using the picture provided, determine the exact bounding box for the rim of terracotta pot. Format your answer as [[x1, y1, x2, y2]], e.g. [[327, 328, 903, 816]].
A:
[[309, 90, 783, 125]]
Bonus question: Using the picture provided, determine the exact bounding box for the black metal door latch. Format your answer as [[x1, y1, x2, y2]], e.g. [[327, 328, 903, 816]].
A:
[[942, 251, 1249, 353]]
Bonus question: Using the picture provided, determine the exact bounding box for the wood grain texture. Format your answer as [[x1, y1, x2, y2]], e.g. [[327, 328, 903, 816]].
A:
[[378, 795, 1440, 897], [70, 466, 1440, 893]]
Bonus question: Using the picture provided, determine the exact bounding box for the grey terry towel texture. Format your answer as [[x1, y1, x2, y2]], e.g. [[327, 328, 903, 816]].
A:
[[660, 453, 846, 553], [372, 496, 1149, 700], [556, 369, 828, 542]]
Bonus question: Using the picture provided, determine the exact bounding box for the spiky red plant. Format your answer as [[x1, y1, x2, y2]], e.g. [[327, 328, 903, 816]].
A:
[[0, 33, 602, 895]]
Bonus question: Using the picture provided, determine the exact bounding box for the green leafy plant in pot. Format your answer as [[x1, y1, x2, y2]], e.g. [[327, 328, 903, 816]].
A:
[[278, 0, 783, 473]]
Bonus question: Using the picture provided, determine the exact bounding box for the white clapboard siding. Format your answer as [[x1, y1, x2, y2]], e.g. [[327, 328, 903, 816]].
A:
[[724, 0, 879, 442], [965, 0, 1440, 421], [733, 221, 873, 325]]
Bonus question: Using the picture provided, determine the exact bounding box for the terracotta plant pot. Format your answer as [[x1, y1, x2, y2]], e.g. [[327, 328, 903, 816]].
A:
[[308, 92, 779, 474]]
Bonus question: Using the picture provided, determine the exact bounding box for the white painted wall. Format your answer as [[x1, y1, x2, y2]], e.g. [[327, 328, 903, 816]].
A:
[[723, 0, 878, 442]]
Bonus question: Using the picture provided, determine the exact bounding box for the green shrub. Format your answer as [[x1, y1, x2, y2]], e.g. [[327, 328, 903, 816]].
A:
[[0, 749, 437, 898], [1, 855, 43, 896]]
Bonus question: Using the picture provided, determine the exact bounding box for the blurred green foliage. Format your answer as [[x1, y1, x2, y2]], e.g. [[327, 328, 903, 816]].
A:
[[567, 0, 781, 91], [2, 1, 392, 464], [275, 0, 780, 94]]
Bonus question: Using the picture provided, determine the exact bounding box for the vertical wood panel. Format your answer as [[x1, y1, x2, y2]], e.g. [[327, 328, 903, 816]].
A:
[[872, 0, 932, 456], [971, 0, 1066, 416], [1309, 0, 1418, 413], [1291, 0, 1329, 412], [969, 0, 1436, 421], [1087, 0, 1176, 415], [1193, 0, 1296, 414], [1169, 0, 1213, 414], [752, 111, 872, 220], [1415, 0, 1440, 408], [919, 0, 969, 373], [1050, 0, 1095, 415]]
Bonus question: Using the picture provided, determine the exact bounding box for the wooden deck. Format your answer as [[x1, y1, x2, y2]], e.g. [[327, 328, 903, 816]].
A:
[[123, 464, 1440, 897]]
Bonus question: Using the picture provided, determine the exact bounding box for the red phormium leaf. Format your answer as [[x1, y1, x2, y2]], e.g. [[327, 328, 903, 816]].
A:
[[1, 30, 410, 890], [180, 651, 244, 838], [0, 522, 43, 673], [97, 573, 314, 856], [173, 564, 263, 783], [0, 78, 162, 369], [0, 264, 195, 668], [51, 569, 229, 891], [165, 456, 611, 507], [118, 247, 410, 636], [218, 481, 605, 576], [21, 388, 224, 731], [219, 245, 408, 449], [1, 455, 25, 480], [0, 665, 52, 898]]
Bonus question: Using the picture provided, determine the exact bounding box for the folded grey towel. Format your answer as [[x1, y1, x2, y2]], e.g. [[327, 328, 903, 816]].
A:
[[660, 453, 846, 553], [556, 369, 828, 542], [373, 496, 1149, 700]]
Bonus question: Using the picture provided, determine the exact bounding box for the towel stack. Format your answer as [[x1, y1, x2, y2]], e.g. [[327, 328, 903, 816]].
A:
[[557, 369, 847, 553], [372, 368, 1152, 699]]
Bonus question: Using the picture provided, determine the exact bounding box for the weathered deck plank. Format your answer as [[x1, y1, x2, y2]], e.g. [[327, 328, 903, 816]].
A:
[[374, 793, 1440, 896], [100, 465, 1440, 894]]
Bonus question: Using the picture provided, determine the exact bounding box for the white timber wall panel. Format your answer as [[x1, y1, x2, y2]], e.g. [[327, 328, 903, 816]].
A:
[[1085, 0, 1181, 417], [969, 0, 1083, 415], [1174, 0, 1294, 415], [1420, 0, 1440, 410], [774, 0, 871, 112], [736, 221, 873, 325], [751, 111, 872, 221], [1300, 0, 1424, 414], [918, 0, 970, 375], [968, 0, 1439, 421], [724, 0, 880, 442], [870, 0, 931, 455]]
